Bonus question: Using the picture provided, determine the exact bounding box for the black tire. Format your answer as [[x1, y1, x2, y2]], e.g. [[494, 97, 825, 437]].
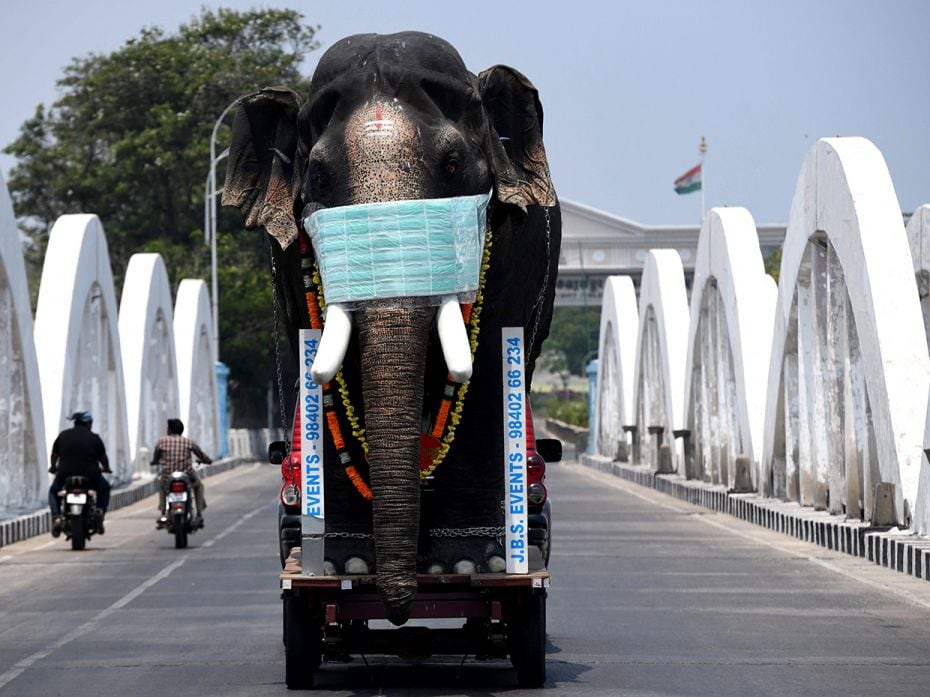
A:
[[510, 591, 546, 688], [284, 594, 321, 689], [173, 513, 188, 549], [541, 500, 552, 567], [543, 515, 552, 568], [70, 515, 86, 551]]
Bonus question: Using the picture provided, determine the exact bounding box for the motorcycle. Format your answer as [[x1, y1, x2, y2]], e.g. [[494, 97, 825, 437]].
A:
[[158, 470, 202, 549], [57, 475, 101, 551]]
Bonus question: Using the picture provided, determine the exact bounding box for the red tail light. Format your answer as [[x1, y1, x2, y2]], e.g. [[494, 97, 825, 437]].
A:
[[280, 407, 303, 503], [170, 481, 186, 493], [525, 398, 547, 504], [281, 452, 302, 485], [525, 396, 537, 458]]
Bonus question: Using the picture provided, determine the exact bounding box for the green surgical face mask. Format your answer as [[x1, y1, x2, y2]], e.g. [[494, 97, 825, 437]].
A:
[[304, 192, 490, 306]]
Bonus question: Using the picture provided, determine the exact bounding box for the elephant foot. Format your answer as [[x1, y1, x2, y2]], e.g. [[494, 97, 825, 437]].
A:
[[321, 555, 373, 575], [487, 555, 506, 572], [324, 537, 376, 576], [452, 554, 505, 574], [423, 537, 505, 575], [345, 556, 370, 574]]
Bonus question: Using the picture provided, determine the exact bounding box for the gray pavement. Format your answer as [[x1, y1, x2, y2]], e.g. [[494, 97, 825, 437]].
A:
[[1, 458, 930, 695]]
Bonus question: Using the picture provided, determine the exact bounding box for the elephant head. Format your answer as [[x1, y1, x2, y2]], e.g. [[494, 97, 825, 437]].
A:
[[223, 31, 557, 625]]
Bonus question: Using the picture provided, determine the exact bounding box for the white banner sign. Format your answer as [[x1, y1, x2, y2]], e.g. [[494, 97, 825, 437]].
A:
[[299, 328, 325, 519], [502, 326, 528, 573]]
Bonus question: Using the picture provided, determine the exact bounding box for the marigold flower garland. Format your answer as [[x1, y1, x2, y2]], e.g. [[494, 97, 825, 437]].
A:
[[298, 226, 493, 500]]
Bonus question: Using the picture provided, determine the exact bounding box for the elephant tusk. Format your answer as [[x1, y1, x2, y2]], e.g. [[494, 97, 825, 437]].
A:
[[436, 295, 472, 383], [311, 303, 352, 384]]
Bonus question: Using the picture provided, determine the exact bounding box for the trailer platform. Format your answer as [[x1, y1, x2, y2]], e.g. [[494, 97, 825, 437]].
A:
[[279, 547, 550, 689]]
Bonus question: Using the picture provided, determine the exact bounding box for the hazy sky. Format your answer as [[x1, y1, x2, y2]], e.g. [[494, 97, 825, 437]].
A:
[[1, 0, 927, 226]]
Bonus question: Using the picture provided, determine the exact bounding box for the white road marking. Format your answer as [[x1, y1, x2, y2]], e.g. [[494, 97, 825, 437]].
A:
[[0, 504, 267, 690]]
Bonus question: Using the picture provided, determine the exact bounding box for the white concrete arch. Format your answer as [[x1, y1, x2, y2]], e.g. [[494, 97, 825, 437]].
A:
[[594, 276, 639, 460], [0, 175, 46, 513], [684, 208, 777, 489], [906, 204, 930, 354], [909, 205, 930, 535], [632, 250, 689, 471], [174, 279, 219, 457], [119, 253, 180, 472], [762, 137, 930, 528], [34, 214, 132, 486], [920, 390, 930, 536]]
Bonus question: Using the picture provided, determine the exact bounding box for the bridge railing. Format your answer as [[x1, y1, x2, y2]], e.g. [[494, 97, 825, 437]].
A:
[[0, 173, 223, 515], [592, 136, 930, 534]]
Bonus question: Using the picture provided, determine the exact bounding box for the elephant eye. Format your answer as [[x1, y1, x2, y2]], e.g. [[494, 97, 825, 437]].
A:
[[443, 155, 459, 176], [309, 165, 331, 192]]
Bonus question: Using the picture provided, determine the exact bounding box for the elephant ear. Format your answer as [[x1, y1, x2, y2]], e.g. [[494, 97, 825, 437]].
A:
[[222, 87, 303, 249], [478, 66, 556, 211]]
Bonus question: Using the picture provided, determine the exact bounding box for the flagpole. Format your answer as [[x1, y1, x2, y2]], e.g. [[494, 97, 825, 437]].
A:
[[699, 135, 707, 224]]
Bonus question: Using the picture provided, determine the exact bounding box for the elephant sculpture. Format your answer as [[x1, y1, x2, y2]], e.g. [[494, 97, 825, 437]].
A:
[[223, 31, 560, 625]]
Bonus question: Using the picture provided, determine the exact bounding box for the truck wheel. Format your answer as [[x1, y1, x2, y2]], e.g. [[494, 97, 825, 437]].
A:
[[285, 594, 321, 689], [510, 591, 546, 688], [70, 515, 86, 551]]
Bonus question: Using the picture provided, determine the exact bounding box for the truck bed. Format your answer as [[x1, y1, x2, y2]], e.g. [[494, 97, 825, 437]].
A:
[[280, 546, 550, 686], [281, 546, 550, 592]]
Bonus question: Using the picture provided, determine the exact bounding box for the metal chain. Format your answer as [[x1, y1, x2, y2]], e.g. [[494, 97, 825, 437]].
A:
[[268, 243, 289, 434], [304, 527, 505, 541], [305, 532, 375, 540], [428, 526, 505, 539], [526, 207, 552, 355]]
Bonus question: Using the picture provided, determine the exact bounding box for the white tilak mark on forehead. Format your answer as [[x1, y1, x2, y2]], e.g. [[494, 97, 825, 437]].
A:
[[364, 125, 394, 138], [364, 101, 395, 137]]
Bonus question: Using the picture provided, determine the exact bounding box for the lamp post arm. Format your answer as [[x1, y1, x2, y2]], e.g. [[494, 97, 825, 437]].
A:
[[207, 97, 241, 363]]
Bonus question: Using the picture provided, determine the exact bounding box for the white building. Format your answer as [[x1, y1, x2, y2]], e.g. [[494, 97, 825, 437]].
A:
[[557, 199, 786, 306]]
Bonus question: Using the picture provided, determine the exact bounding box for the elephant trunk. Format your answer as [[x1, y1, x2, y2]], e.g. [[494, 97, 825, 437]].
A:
[[355, 304, 433, 626]]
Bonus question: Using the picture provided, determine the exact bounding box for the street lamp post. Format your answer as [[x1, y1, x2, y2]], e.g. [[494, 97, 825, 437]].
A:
[[204, 97, 240, 363], [204, 97, 240, 458]]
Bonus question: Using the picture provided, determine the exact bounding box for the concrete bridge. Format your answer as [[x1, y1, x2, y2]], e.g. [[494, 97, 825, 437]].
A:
[[584, 136, 930, 580], [3, 135, 930, 591], [0, 174, 236, 520]]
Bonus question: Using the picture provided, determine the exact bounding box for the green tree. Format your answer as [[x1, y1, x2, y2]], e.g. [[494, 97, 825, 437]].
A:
[[4, 8, 319, 426], [540, 306, 601, 375], [763, 246, 782, 283]]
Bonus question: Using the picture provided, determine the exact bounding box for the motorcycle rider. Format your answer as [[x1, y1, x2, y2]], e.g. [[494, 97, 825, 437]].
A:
[[48, 411, 112, 537], [151, 418, 212, 528]]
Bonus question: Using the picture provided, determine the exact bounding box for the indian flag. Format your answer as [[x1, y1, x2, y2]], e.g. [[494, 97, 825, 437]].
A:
[[674, 164, 702, 195]]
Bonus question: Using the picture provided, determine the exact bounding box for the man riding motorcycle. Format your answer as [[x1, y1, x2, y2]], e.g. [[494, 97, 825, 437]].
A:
[[151, 419, 212, 528], [48, 411, 112, 536]]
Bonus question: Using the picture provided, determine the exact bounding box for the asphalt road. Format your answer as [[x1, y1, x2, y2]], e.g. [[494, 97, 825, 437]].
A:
[[2, 458, 930, 696]]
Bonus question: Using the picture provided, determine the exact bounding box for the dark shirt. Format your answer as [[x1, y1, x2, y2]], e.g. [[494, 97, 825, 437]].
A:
[[50, 427, 108, 478], [151, 435, 212, 475]]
